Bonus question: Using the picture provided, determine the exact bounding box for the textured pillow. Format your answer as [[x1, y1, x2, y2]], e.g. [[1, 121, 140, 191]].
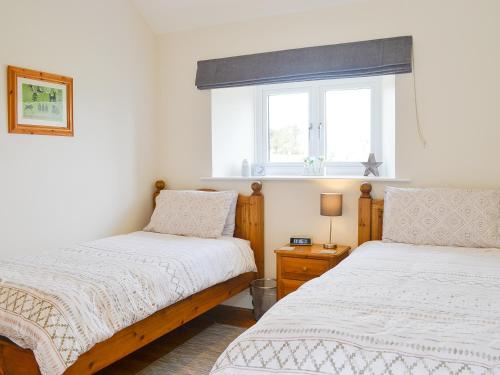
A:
[[145, 190, 237, 238], [383, 187, 500, 248], [222, 194, 238, 237]]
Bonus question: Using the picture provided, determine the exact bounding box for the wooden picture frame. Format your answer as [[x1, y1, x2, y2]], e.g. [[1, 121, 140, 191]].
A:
[[7, 66, 73, 136]]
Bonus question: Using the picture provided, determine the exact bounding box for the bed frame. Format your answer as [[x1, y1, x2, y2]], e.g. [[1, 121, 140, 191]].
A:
[[0, 180, 264, 375], [358, 182, 384, 245]]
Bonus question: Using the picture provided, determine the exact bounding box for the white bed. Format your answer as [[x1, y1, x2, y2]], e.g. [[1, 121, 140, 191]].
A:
[[0, 231, 257, 375], [211, 240, 500, 374]]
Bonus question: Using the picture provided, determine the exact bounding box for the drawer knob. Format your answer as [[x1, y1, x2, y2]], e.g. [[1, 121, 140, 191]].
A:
[[302, 266, 308, 272]]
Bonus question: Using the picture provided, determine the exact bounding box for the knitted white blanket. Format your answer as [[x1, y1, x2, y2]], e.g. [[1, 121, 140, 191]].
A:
[[0, 231, 256, 375], [212, 241, 500, 375]]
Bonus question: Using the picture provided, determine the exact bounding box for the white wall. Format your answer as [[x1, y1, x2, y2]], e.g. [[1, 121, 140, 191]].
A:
[[0, 0, 157, 256], [211, 87, 255, 176], [381, 75, 396, 178], [157, 0, 500, 279]]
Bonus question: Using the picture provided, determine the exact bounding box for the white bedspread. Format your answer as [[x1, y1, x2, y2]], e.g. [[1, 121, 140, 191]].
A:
[[0, 231, 256, 375], [212, 241, 500, 375]]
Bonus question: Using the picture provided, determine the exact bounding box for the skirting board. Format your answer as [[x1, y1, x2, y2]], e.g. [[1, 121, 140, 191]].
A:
[[221, 289, 252, 309]]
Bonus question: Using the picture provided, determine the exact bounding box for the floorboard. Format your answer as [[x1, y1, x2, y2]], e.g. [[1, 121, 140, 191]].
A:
[[97, 305, 255, 375]]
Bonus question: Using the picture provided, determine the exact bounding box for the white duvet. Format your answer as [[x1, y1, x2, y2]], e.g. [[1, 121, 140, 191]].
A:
[[212, 241, 500, 375], [0, 231, 256, 375]]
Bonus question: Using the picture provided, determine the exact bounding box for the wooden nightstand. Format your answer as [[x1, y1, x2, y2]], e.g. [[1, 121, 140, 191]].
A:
[[275, 244, 350, 300]]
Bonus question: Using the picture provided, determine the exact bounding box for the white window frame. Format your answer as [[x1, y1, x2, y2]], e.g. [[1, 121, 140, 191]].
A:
[[255, 76, 383, 176]]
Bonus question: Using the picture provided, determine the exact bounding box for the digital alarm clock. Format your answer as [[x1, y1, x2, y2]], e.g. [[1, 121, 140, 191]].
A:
[[290, 236, 312, 246]]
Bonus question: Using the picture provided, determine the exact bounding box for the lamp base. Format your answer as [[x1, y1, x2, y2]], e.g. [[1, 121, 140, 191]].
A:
[[323, 243, 337, 249]]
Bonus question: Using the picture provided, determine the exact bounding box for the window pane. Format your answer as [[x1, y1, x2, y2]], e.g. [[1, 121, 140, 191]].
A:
[[325, 89, 371, 162], [268, 92, 309, 162]]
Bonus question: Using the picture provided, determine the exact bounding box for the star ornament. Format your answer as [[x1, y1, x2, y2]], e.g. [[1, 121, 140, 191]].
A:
[[361, 153, 383, 176]]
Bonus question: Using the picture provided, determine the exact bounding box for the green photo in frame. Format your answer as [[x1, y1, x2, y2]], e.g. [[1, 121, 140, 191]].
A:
[[8, 66, 74, 136]]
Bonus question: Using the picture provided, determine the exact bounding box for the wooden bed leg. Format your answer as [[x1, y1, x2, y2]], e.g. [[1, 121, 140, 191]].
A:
[[0, 339, 40, 375], [358, 183, 373, 246]]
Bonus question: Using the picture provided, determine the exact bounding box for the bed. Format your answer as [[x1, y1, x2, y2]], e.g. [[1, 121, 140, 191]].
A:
[[211, 183, 500, 375], [0, 180, 264, 375]]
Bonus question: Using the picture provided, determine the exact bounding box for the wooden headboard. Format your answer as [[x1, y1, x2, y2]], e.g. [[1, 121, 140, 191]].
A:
[[358, 182, 384, 246], [153, 180, 265, 278]]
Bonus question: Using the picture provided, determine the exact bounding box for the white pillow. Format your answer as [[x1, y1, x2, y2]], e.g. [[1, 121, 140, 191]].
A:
[[383, 186, 500, 248], [222, 194, 238, 237], [145, 190, 237, 238]]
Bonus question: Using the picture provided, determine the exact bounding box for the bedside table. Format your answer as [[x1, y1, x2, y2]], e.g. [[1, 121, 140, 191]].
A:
[[275, 244, 350, 300]]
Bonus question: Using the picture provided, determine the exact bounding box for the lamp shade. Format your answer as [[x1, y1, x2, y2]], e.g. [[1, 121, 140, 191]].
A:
[[320, 193, 343, 217]]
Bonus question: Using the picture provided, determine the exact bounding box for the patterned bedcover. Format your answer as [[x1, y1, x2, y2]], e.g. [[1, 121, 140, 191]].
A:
[[212, 241, 500, 375], [0, 231, 256, 375]]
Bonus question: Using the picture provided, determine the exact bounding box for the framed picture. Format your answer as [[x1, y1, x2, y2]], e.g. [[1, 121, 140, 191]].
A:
[[8, 66, 73, 136]]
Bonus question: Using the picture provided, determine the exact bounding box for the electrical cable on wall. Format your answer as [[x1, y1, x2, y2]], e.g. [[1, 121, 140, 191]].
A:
[[412, 44, 427, 147]]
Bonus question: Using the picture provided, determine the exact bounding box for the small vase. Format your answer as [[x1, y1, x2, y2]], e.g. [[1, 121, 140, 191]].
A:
[[241, 159, 250, 177]]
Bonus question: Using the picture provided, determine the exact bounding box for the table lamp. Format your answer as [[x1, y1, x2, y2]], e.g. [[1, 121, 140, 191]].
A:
[[320, 193, 343, 249]]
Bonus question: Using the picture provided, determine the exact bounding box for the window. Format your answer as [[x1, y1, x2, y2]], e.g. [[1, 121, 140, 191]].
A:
[[256, 76, 385, 175], [325, 88, 371, 162], [268, 92, 309, 162], [210, 75, 394, 178]]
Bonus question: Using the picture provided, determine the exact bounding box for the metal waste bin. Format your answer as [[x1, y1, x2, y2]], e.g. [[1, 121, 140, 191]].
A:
[[250, 278, 276, 320]]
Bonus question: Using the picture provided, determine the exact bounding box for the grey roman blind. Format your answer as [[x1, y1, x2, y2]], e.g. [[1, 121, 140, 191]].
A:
[[196, 36, 412, 90]]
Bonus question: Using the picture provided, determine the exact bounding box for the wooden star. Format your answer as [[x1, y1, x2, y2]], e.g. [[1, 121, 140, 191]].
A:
[[361, 153, 383, 176]]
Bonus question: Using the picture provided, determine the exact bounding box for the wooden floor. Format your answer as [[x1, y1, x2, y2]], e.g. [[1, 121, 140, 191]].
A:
[[97, 305, 255, 375]]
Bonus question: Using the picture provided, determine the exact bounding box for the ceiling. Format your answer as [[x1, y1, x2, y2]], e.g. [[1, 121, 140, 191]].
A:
[[132, 0, 359, 34]]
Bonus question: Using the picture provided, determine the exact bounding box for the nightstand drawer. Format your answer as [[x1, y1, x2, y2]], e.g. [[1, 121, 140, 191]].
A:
[[279, 279, 306, 298], [281, 257, 330, 281], [275, 244, 350, 300]]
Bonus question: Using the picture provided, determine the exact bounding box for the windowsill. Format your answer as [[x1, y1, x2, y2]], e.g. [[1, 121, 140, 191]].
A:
[[201, 176, 410, 182]]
